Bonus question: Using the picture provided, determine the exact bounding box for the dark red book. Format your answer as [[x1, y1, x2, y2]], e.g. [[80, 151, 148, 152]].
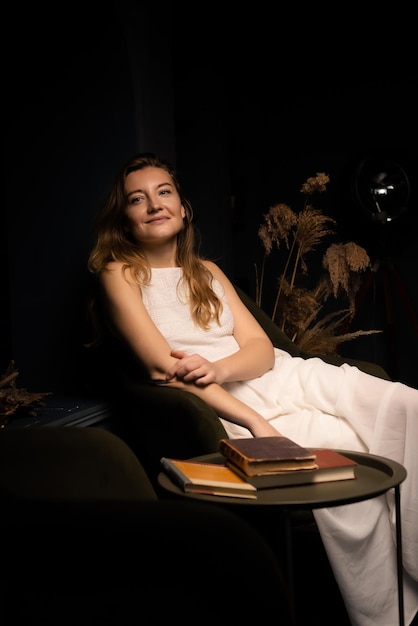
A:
[[226, 449, 358, 488], [219, 436, 317, 476]]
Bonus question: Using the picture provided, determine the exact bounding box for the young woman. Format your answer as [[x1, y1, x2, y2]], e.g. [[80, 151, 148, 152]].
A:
[[88, 152, 418, 626]]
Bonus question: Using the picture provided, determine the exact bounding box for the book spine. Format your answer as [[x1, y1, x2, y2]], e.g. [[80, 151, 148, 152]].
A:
[[219, 442, 247, 472], [160, 457, 189, 490]]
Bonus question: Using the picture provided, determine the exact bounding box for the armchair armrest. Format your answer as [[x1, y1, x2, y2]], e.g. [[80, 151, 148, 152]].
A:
[[111, 381, 228, 490]]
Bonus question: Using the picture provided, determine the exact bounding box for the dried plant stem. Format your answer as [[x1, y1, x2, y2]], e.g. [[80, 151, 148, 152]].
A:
[[289, 244, 301, 291], [272, 238, 298, 323], [255, 256, 267, 307]]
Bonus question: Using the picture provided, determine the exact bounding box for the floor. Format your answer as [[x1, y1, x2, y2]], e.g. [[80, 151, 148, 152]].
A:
[[224, 504, 352, 625], [291, 519, 351, 625]]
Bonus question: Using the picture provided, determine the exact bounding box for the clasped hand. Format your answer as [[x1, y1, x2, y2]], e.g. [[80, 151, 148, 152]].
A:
[[165, 349, 221, 386]]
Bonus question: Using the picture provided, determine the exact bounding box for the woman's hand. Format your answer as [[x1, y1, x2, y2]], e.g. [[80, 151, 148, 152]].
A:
[[164, 350, 282, 438], [165, 349, 221, 385]]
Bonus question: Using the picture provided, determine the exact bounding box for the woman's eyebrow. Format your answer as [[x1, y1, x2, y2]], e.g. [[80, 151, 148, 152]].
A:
[[126, 181, 173, 199]]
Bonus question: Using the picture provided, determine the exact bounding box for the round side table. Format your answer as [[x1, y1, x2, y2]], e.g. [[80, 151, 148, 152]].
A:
[[159, 449, 407, 626]]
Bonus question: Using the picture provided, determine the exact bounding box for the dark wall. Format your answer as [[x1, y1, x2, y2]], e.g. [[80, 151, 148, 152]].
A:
[[172, 6, 418, 388], [5, 2, 176, 391], [5, 2, 417, 392]]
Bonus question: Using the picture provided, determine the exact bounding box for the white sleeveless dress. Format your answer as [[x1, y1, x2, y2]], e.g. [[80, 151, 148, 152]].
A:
[[142, 268, 418, 626]]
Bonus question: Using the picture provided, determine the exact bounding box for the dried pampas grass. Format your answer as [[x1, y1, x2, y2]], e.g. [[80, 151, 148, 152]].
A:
[[255, 173, 381, 354]]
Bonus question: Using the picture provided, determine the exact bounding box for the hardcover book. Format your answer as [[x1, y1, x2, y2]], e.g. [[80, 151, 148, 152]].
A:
[[160, 457, 257, 499], [218, 436, 318, 476], [226, 449, 358, 488]]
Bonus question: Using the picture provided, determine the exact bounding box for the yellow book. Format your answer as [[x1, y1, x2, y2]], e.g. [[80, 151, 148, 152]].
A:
[[160, 457, 257, 499]]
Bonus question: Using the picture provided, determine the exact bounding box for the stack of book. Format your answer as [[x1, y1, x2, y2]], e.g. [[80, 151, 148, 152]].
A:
[[160, 436, 358, 499], [218, 436, 358, 488]]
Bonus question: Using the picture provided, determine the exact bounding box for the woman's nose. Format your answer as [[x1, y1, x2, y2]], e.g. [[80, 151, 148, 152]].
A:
[[147, 197, 162, 212]]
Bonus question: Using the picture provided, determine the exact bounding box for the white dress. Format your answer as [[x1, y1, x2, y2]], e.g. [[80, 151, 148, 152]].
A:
[[142, 268, 418, 626]]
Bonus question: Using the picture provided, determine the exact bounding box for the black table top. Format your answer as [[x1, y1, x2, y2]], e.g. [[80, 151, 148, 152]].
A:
[[158, 449, 407, 509]]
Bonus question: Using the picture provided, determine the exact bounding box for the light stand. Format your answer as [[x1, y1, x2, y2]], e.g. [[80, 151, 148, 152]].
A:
[[345, 155, 417, 380]]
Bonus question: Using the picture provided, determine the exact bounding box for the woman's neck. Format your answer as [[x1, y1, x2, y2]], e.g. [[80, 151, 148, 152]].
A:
[[143, 244, 178, 268]]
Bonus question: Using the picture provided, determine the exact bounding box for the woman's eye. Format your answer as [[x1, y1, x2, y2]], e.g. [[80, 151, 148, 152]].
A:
[[130, 196, 143, 205], [160, 189, 171, 196]]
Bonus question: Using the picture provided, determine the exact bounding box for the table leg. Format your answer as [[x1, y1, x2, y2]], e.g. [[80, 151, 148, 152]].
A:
[[395, 485, 405, 626], [282, 509, 295, 621]]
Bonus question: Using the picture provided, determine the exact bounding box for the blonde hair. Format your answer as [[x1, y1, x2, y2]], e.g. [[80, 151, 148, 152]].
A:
[[88, 152, 222, 332]]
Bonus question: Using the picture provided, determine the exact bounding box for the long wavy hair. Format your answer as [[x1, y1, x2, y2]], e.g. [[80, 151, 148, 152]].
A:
[[87, 152, 222, 337]]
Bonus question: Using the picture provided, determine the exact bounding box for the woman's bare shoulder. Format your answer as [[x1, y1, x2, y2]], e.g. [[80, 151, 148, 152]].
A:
[[202, 259, 229, 281], [100, 261, 137, 287], [202, 259, 218, 271], [103, 260, 124, 271], [99, 261, 123, 280], [202, 260, 241, 300]]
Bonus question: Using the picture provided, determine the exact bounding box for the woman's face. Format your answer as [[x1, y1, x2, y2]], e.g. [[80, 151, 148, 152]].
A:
[[124, 166, 186, 245]]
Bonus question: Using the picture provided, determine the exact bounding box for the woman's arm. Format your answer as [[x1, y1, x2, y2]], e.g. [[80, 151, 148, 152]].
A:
[[99, 262, 180, 380], [209, 260, 275, 380], [160, 378, 280, 437], [166, 260, 275, 385]]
